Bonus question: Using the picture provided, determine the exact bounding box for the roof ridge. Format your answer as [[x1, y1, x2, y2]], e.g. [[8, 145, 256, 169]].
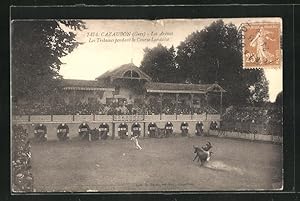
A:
[[96, 63, 151, 81], [63, 79, 98, 82], [147, 82, 212, 86]]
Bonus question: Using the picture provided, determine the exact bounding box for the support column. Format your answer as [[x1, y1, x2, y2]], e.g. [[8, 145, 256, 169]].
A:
[[175, 93, 179, 120], [190, 94, 194, 114], [220, 91, 223, 115], [112, 122, 115, 139], [199, 94, 202, 109], [72, 90, 76, 114], [205, 93, 208, 120], [205, 93, 209, 106], [143, 122, 146, 138], [190, 94, 194, 119], [159, 93, 163, 120], [142, 94, 146, 119], [112, 94, 115, 120]]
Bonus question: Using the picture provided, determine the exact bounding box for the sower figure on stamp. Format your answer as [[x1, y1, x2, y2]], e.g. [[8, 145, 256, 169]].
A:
[[250, 26, 275, 64]]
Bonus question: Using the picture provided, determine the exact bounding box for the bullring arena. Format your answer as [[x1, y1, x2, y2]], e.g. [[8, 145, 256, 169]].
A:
[[13, 113, 283, 192], [12, 64, 283, 192]]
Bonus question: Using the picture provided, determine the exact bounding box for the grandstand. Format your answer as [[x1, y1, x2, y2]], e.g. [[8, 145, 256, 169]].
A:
[[13, 63, 225, 116], [12, 63, 283, 140]]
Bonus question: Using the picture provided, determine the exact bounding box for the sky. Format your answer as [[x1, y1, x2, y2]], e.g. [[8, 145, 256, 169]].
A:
[[60, 18, 282, 102]]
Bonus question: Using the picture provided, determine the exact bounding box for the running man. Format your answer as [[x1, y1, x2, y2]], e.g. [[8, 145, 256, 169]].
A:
[[130, 135, 142, 150]]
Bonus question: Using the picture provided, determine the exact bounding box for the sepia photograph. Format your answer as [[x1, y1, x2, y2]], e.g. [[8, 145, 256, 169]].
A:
[[11, 17, 283, 192]]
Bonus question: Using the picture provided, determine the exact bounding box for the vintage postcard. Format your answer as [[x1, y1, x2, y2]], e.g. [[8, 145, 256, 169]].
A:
[[11, 18, 283, 192]]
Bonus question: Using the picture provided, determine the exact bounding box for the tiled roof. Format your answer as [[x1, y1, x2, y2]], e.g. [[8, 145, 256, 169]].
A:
[[62, 79, 114, 91], [144, 82, 226, 93], [96, 63, 151, 81]]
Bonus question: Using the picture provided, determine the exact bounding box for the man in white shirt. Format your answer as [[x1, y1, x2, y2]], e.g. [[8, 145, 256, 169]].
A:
[[130, 135, 142, 150]]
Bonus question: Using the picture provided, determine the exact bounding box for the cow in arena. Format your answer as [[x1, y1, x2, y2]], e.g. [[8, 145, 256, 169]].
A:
[[193, 142, 213, 166]]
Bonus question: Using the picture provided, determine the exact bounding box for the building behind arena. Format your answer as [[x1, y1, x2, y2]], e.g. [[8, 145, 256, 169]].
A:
[[12, 63, 282, 141], [12, 63, 226, 139], [59, 63, 225, 115]]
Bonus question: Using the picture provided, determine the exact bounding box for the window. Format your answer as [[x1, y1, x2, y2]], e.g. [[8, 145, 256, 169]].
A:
[[123, 70, 140, 78], [131, 71, 139, 78]]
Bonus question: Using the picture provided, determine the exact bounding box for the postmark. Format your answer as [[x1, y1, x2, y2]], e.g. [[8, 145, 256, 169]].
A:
[[242, 22, 281, 69]]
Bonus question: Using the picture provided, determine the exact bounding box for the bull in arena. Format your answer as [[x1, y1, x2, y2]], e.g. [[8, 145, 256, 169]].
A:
[[193, 141, 213, 166]]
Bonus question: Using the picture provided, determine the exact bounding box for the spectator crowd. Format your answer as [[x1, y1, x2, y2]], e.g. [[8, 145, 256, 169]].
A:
[[12, 101, 219, 116], [220, 106, 283, 135], [222, 106, 282, 125]]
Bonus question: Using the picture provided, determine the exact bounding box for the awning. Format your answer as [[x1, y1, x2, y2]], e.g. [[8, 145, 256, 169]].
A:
[[145, 82, 226, 94]]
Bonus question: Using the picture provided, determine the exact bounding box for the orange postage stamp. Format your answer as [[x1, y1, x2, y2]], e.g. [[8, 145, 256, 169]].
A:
[[242, 22, 281, 69]]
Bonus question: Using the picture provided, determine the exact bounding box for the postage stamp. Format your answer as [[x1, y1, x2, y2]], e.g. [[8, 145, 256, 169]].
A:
[[242, 22, 281, 69]]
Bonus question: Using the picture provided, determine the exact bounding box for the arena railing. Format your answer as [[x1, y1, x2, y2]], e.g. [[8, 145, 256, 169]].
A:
[[12, 113, 221, 123]]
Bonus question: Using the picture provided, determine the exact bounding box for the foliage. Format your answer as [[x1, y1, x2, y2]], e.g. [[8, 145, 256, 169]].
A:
[[140, 20, 270, 106], [12, 125, 33, 192], [11, 20, 86, 102], [247, 70, 269, 106], [140, 44, 177, 82], [176, 20, 269, 106]]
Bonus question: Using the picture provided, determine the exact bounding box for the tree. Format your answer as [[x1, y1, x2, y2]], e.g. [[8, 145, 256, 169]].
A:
[[11, 20, 86, 103], [275, 91, 283, 106], [247, 70, 269, 106], [140, 44, 177, 83], [176, 20, 269, 106]]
